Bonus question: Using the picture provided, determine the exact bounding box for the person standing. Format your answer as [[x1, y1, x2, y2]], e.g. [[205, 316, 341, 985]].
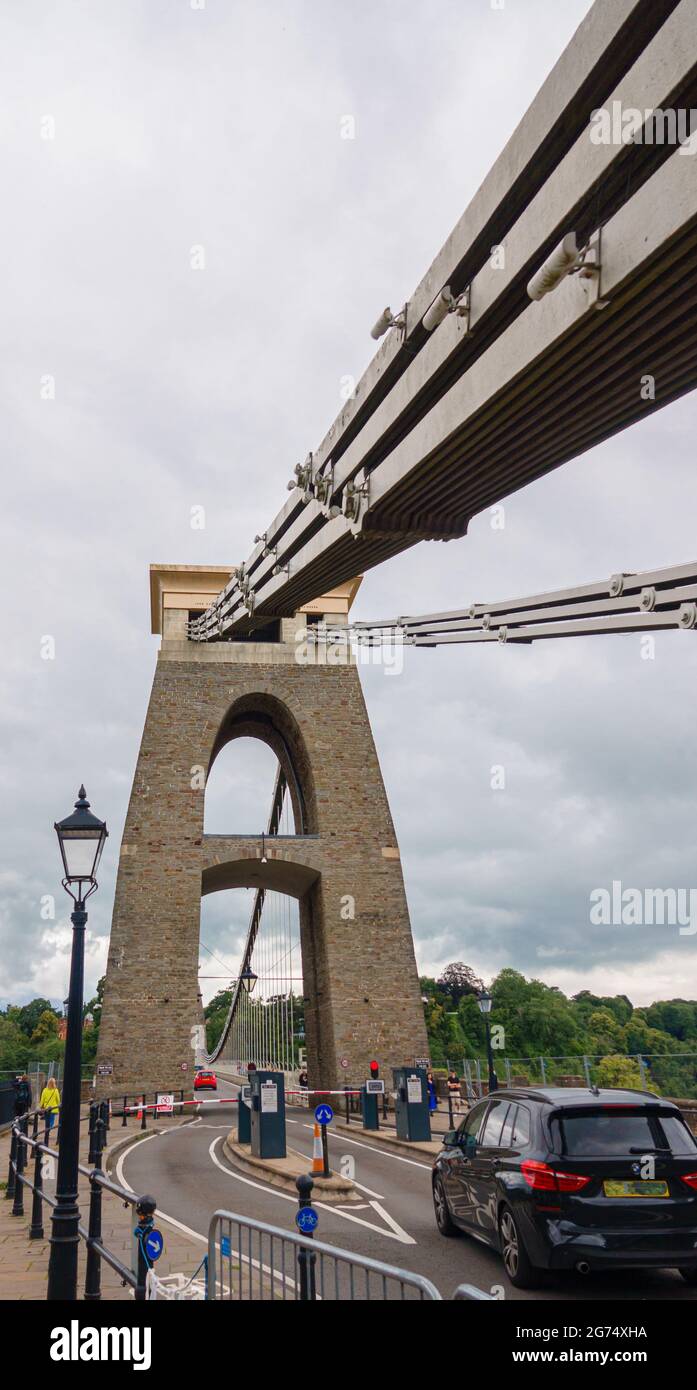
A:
[[426, 1070, 438, 1115], [40, 1077, 61, 1136], [447, 1069, 462, 1114], [13, 1074, 32, 1119]]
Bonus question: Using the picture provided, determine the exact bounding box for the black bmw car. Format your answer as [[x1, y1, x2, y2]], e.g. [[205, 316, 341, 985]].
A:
[[432, 1087, 697, 1288]]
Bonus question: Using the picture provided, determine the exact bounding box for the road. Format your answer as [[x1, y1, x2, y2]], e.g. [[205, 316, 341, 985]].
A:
[[117, 1079, 696, 1302]]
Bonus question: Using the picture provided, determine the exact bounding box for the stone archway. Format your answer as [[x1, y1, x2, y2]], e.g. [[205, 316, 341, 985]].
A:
[[96, 579, 428, 1096], [207, 692, 316, 836]]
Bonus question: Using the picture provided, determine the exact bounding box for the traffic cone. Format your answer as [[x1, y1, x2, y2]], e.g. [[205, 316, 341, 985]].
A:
[[311, 1122, 324, 1174]]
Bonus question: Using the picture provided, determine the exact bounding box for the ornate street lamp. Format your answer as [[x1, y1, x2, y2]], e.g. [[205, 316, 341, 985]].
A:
[[47, 787, 107, 1301], [239, 964, 257, 995], [477, 989, 499, 1095]]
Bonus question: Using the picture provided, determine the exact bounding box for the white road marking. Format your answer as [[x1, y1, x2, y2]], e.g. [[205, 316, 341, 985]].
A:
[[209, 1138, 415, 1246], [114, 1121, 416, 1249], [286, 1144, 383, 1199], [115, 1132, 157, 1189], [300, 1124, 432, 1171]]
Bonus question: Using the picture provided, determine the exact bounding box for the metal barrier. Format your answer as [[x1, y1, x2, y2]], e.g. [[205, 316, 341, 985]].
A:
[[208, 1207, 442, 1300]]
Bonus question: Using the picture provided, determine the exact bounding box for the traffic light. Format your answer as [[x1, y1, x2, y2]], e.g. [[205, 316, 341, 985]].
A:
[[369, 1059, 379, 1079]]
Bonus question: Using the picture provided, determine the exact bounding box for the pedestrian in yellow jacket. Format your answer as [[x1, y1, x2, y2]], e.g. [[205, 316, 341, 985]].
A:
[[40, 1080, 61, 1132]]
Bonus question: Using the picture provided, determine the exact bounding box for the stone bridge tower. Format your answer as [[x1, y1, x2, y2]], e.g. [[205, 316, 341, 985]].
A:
[[96, 565, 428, 1095]]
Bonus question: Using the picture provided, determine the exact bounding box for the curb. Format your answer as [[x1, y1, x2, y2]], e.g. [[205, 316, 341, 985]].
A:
[[222, 1136, 359, 1203]]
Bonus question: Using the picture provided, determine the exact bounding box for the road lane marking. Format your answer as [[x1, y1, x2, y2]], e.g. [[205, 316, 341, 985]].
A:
[[209, 1138, 415, 1245], [300, 1124, 432, 1171], [115, 1132, 157, 1189], [114, 1126, 415, 1249], [286, 1144, 384, 1199]]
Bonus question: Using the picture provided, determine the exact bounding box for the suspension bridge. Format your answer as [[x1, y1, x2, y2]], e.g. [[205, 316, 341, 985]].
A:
[[96, 0, 697, 1099]]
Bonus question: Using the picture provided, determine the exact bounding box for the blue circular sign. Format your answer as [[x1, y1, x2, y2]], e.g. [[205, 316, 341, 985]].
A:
[[144, 1228, 164, 1262], [314, 1103, 334, 1125], [295, 1206, 319, 1234]]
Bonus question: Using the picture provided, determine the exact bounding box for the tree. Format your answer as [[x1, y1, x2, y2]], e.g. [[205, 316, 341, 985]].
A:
[[16, 998, 59, 1039], [204, 990, 233, 1053], [595, 1055, 647, 1090], [30, 1010, 60, 1046], [587, 1008, 623, 1055], [0, 1015, 29, 1071], [437, 963, 483, 1007]]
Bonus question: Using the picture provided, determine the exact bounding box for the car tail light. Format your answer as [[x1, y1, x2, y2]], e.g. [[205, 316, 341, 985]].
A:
[[522, 1160, 591, 1193], [681, 1172, 697, 1191]]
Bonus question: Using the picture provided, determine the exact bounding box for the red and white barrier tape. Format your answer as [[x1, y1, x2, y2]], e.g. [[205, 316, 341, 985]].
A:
[[124, 1096, 240, 1113], [125, 1086, 363, 1113]]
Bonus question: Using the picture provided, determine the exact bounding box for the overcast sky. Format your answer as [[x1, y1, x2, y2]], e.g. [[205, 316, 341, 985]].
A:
[[3, 0, 697, 1017]]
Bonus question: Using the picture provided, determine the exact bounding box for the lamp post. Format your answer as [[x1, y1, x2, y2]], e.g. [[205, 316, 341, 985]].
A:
[[47, 786, 107, 1301], [477, 989, 499, 1094]]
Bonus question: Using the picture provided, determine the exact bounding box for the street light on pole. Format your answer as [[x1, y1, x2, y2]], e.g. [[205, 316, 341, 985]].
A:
[[477, 989, 499, 1094], [47, 786, 107, 1302]]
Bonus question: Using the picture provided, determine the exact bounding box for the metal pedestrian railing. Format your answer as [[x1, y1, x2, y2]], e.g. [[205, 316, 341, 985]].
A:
[[6, 1103, 159, 1301], [208, 1207, 442, 1301], [5, 1089, 192, 1301]]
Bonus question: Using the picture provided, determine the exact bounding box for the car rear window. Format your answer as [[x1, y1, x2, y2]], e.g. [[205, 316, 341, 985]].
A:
[[552, 1108, 697, 1157], [658, 1115, 697, 1155]]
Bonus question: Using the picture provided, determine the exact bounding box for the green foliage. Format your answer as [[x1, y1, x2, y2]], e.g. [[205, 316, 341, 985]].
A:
[[0, 981, 110, 1075], [15, 998, 58, 1039], [203, 989, 306, 1064], [594, 1055, 646, 1090], [30, 1010, 60, 1045], [422, 964, 697, 1096], [204, 990, 233, 1053]]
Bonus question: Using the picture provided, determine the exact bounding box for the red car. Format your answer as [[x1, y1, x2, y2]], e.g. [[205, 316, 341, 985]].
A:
[[194, 1070, 217, 1092]]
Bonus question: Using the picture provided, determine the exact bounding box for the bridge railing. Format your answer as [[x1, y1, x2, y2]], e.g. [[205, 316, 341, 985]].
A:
[[208, 1207, 442, 1301]]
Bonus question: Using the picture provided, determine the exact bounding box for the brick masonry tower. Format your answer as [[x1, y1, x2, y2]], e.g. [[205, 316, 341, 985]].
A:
[[96, 565, 428, 1096]]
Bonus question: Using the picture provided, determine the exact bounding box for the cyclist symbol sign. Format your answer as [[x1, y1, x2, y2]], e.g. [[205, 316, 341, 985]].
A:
[[296, 1206, 319, 1234], [314, 1103, 333, 1125]]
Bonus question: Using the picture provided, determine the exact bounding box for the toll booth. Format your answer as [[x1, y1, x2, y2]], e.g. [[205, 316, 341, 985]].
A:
[[249, 1070, 286, 1158], [237, 1083, 251, 1143], [392, 1067, 431, 1142]]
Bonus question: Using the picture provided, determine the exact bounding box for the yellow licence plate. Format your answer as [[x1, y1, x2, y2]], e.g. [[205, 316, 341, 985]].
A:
[[603, 1180, 669, 1198]]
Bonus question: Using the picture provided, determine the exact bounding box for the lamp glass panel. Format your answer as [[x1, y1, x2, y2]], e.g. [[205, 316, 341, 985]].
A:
[[60, 830, 101, 879]]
